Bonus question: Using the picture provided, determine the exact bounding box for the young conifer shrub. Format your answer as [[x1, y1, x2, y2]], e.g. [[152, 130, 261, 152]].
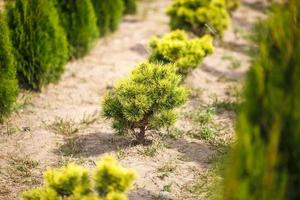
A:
[[225, 0, 240, 12], [55, 0, 99, 59], [6, 0, 68, 91], [102, 62, 187, 144], [22, 155, 136, 200], [123, 0, 137, 14], [91, 0, 124, 36], [0, 12, 18, 122], [166, 0, 230, 37], [223, 1, 300, 199], [149, 30, 214, 77]]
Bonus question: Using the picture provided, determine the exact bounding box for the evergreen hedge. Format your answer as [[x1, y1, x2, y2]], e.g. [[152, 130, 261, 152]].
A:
[[102, 62, 187, 144], [91, 0, 124, 36], [7, 0, 68, 91], [123, 0, 137, 14], [55, 0, 99, 59], [0, 12, 18, 122], [223, 1, 300, 199], [149, 30, 214, 77], [166, 0, 230, 37], [22, 155, 136, 200]]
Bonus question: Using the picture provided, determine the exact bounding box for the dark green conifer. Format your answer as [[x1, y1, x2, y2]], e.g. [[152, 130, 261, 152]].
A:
[[123, 0, 137, 14], [91, 0, 124, 36], [55, 0, 99, 59], [0, 12, 18, 122], [223, 1, 300, 199], [7, 0, 68, 90]]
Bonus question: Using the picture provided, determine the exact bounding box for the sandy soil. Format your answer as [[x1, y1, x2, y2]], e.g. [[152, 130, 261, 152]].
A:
[[0, 0, 265, 199]]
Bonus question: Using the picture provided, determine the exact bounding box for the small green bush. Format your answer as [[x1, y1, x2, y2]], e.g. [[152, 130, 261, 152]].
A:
[[91, 0, 124, 36], [7, 0, 68, 91], [0, 12, 18, 122], [225, 0, 240, 12], [166, 0, 230, 37], [149, 30, 214, 77], [102, 62, 187, 144], [55, 0, 99, 59], [123, 0, 137, 14], [223, 1, 300, 200], [22, 155, 136, 200]]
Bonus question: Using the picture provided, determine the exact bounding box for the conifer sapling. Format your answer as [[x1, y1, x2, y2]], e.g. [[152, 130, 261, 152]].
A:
[[102, 62, 187, 144]]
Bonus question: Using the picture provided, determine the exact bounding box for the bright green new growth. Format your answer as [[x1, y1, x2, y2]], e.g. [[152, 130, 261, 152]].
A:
[[55, 0, 99, 59], [22, 155, 136, 200], [223, 1, 300, 200], [225, 0, 240, 12], [0, 12, 18, 122], [149, 30, 214, 77], [166, 0, 230, 37], [91, 0, 124, 36], [7, 0, 68, 91], [123, 0, 137, 14], [102, 62, 187, 144]]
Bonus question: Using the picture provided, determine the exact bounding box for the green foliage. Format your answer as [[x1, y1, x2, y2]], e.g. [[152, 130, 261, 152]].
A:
[[225, 0, 240, 12], [22, 155, 136, 200], [123, 0, 137, 14], [0, 12, 18, 122], [149, 30, 214, 77], [102, 62, 187, 144], [7, 0, 68, 90], [223, 1, 300, 200], [55, 0, 99, 59], [166, 0, 230, 37], [91, 0, 124, 36]]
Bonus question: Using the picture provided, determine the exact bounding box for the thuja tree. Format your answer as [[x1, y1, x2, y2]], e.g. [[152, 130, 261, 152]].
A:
[[91, 0, 124, 36], [6, 0, 68, 91], [22, 155, 136, 200], [0, 12, 18, 122], [123, 0, 137, 14], [223, 1, 300, 200], [166, 0, 230, 37], [55, 0, 99, 59], [149, 30, 214, 77], [102, 62, 187, 144]]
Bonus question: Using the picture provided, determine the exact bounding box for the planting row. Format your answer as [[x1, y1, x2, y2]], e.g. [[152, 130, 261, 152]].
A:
[[0, 0, 137, 122]]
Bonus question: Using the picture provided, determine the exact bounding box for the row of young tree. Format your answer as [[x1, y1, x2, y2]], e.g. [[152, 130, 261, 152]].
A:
[[22, 0, 234, 199], [0, 0, 137, 122]]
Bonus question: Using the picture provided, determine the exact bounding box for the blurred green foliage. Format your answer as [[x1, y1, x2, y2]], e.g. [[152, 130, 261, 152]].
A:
[[102, 62, 187, 144], [166, 0, 230, 37], [55, 0, 99, 59], [6, 0, 68, 91], [22, 155, 136, 200], [91, 0, 124, 36], [223, 1, 300, 199], [149, 30, 214, 77], [123, 0, 137, 14], [0, 12, 18, 122], [225, 0, 240, 12]]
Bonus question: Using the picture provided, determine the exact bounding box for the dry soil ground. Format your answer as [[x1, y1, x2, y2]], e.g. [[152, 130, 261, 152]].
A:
[[0, 0, 266, 199]]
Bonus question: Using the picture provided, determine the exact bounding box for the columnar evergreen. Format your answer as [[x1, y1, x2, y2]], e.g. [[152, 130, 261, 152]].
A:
[[7, 0, 68, 91], [123, 0, 137, 14], [0, 12, 18, 122], [223, 1, 300, 199], [91, 0, 124, 36], [55, 0, 99, 59]]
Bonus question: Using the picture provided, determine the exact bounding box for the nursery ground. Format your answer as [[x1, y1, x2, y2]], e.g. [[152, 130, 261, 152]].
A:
[[0, 0, 266, 199]]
